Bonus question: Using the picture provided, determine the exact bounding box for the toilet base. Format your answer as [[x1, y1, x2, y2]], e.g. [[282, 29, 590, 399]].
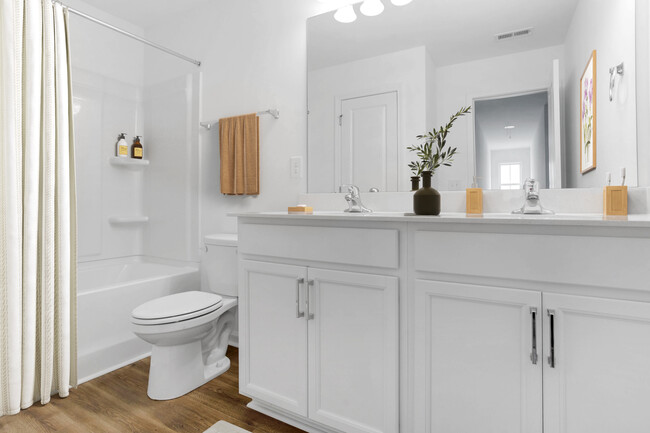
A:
[[147, 340, 232, 401], [143, 302, 237, 401]]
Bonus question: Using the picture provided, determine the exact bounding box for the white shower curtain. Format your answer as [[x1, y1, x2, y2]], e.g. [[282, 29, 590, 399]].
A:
[[0, 0, 77, 417]]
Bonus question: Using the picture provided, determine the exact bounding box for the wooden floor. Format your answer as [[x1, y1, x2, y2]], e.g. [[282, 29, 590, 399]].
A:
[[0, 347, 305, 433]]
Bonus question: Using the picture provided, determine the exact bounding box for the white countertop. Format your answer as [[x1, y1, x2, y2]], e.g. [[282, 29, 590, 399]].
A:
[[232, 211, 650, 228]]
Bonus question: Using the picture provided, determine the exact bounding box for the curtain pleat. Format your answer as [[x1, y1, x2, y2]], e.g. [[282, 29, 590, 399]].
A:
[[21, 0, 43, 408], [0, 0, 77, 417]]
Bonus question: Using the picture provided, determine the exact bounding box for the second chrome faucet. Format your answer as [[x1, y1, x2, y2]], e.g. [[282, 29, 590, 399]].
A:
[[339, 184, 372, 213]]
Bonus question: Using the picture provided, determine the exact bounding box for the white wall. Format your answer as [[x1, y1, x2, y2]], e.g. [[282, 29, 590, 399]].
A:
[[433, 45, 563, 190], [143, 0, 328, 238], [425, 49, 438, 141], [68, 0, 146, 262], [563, 0, 637, 188], [636, 0, 650, 186], [308, 46, 428, 192]]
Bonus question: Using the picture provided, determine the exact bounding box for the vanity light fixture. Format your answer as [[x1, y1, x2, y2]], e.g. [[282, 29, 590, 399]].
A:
[[391, 0, 413, 5], [334, 4, 358, 23], [360, 0, 384, 17]]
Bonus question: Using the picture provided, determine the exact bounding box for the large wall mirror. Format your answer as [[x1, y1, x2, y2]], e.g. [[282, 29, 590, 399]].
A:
[[307, 0, 639, 193]]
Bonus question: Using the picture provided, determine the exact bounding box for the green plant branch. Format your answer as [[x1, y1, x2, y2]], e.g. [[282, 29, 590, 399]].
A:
[[408, 106, 471, 176]]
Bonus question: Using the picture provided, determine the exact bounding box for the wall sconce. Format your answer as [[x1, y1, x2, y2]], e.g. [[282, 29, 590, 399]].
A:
[[609, 62, 624, 102]]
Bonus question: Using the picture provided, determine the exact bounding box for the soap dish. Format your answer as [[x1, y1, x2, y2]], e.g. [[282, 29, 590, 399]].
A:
[[288, 206, 313, 214]]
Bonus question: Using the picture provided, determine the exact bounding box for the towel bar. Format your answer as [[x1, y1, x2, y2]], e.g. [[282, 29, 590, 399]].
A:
[[200, 109, 279, 130]]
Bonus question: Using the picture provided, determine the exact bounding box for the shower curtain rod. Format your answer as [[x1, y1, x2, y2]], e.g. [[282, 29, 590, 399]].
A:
[[55, 1, 202, 67]]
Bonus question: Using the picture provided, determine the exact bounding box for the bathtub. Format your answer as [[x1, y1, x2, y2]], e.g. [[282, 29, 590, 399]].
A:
[[77, 257, 199, 383]]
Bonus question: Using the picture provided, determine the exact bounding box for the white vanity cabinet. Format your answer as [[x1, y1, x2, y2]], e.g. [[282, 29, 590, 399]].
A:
[[411, 225, 650, 433], [237, 214, 650, 433], [238, 221, 401, 433], [412, 280, 650, 433]]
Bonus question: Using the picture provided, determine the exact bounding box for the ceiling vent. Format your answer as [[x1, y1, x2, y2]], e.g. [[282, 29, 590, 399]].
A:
[[495, 27, 534, 42]]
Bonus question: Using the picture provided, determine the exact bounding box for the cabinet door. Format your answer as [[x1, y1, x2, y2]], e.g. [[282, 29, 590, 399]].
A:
[[543, 293, 650, 433], [307, 268, 399, 433], [239, 260, 308, 416], [414, 280, 543, 433]]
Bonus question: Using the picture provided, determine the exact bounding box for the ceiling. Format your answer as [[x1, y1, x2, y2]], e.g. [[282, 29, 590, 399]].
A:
[[475, 92, 549, 151], [308, 0, 580, 70], [76, 0, 212, 29]]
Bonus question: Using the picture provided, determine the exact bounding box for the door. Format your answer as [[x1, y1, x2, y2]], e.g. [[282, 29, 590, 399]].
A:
[[413, 280, 543, 433], [338, 91, 398, 192], [239, 260, 308, 416], [548, 58, 563, 188], [307, 268, 399, 433], [543, 293, 650, 433]]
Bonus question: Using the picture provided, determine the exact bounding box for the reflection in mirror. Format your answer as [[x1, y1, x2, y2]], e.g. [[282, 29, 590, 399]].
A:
[[475, 92, 550, 190], [307, 0, 638, 192]]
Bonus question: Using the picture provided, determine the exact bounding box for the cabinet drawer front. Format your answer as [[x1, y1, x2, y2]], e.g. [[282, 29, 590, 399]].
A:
[[240, 224, 399, 269], [414, 230, 650, 290]]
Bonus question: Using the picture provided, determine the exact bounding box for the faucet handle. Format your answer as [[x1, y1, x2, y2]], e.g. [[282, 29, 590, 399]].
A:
[[339, 184, 360, 197], [523, 178, 539, 195]]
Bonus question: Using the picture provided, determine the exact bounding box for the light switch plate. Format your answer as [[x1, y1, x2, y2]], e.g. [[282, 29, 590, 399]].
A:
[[290, 156, 303, 179]]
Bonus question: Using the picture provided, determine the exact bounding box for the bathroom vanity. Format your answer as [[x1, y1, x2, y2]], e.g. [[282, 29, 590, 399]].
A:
[[237, 212, 650, 433]]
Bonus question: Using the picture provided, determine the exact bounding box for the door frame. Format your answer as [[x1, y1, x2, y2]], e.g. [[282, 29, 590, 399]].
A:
[[467, 87, 552, 190]]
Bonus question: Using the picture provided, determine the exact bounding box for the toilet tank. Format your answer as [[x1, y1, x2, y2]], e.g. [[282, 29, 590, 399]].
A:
[[201, 234, 238, 297]]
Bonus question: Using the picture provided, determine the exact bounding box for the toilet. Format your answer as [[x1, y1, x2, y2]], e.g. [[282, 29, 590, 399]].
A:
[[131, 234, 238, 400]]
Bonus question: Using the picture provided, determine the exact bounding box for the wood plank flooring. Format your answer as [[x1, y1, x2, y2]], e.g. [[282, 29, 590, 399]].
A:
[[0, 347, 305, 433]]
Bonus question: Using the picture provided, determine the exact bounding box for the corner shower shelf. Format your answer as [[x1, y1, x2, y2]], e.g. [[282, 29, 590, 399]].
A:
[[109, 157, 150, 169], [108, 216, 149, 225]]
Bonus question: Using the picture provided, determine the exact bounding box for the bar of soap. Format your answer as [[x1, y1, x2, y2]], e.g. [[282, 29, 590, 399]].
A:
[[288, 206, 313, 214]]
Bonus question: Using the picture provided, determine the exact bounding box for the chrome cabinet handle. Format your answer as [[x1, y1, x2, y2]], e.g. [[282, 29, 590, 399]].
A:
[[307, 280, 315, 320], [547, 309, 556, 368], [296, 278, 305, 318], [530, 307, 538, 365]]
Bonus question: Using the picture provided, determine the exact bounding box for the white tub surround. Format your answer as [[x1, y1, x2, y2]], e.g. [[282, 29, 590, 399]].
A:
[[236, 213, 650, 433], [77, 257, 199, 383]]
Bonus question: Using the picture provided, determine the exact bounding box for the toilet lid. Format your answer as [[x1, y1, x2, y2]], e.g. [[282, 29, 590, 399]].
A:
[[132, 291, 223, 325]]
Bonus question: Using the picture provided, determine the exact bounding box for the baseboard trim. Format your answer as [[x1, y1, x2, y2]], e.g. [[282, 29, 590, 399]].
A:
[[78, 351, 151, 385], [246, 401, 345, 433]]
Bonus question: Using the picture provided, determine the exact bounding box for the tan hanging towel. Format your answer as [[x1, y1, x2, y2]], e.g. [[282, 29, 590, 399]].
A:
[[219, 113, 260, 195]]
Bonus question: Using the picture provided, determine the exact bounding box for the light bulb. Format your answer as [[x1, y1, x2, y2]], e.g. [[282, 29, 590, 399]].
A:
[[334, 5, 357, 23], [360, 0, 384, 17], [391, 0, 412, 5]]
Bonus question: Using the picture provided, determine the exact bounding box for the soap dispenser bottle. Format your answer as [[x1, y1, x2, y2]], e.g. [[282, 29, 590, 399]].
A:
[[131, 136, 143, 159], [116, 133, 128, 158], [466, 176, 483, 215]]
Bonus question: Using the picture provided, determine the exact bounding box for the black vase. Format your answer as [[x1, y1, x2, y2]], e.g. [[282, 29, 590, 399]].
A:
[[410, 176, 420, 191], [413, 171, 440, 215]]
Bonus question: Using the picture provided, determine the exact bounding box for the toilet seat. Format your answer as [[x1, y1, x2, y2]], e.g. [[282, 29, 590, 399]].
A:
[[132, 291, 223, 326]]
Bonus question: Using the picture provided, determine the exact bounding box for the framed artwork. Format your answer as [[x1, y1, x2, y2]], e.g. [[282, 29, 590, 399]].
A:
[[580, 50, 596, 174]]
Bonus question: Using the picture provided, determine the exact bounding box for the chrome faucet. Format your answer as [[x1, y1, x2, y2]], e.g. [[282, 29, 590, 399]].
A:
[[339, 184, 372, 213], [512, 178, 553, 215]]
